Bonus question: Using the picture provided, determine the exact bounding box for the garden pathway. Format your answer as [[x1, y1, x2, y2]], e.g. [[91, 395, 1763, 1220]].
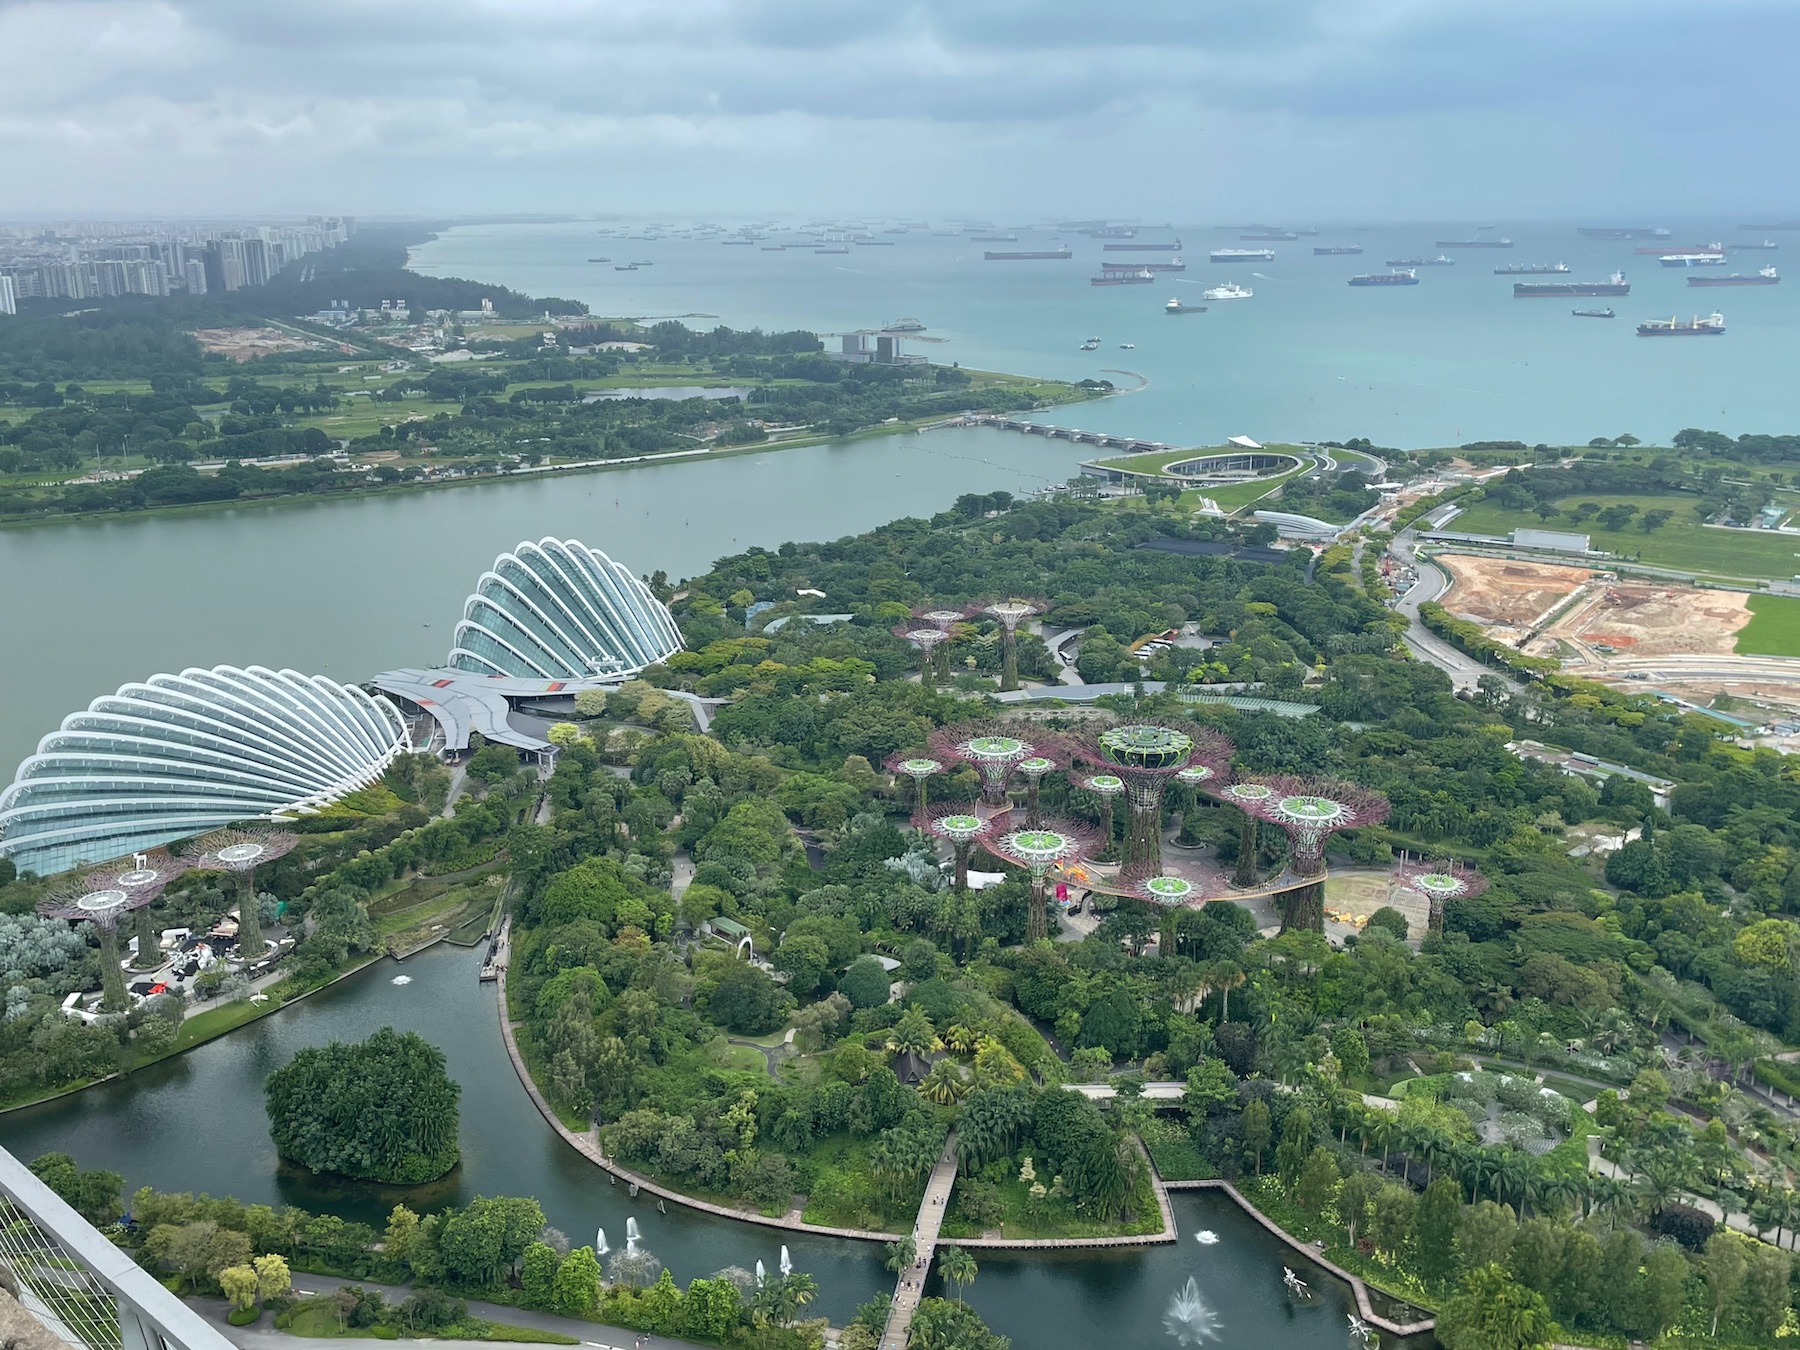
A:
[[879, 1134, 959, 1350]]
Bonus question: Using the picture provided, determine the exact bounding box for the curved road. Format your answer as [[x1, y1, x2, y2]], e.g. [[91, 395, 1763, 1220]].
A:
[[1387, 530, 1511, 692]]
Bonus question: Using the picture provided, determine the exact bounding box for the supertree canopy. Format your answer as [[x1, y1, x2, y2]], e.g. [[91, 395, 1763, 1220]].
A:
[[1136, 873, 1200, 956], [1222, 775, 1390, 932], [892, 624, 947, 685], [977, 817, 1098, 942], [1078, 774, 1125, 859], [921, 805, 995, 893], [982, 599, 1040, 691], [93, 852, 190, 970], [1394, 858, 1489, 933], [929, 720, 1049, 806], [915, 608, 971, 678], [39, 876, 153, 1011], [189, 827, 299, 959], [1073, 720, 1234, 879], [885, 751, 945, 818], [1014, 750, 1064, 828]]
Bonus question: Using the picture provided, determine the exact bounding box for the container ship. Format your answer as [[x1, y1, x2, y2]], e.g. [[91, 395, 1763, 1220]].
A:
[[1580, 226, 1670, 240], [1514, 271, 1630, 297], [1387, 255, 1455, 267], [1688, 266, 1779, 287], [1637, 312, 1725, 336], [1211, 247, 1274, 262], [1166, 297, 1205, 314], [1091, 267, 1155, 286], [1105, 240, 1184, 252], [1638, 242, 1721, 255], [1660, 252, 1727, 268], [1349, 269, 1419, 286], [1314, 245, 1364, 255], [984, 248, 1072, 260], [1495, 263, 1570, 275], [1436, 237, 1513, 247]]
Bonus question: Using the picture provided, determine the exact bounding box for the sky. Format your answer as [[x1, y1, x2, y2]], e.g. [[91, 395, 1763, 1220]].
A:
[[3, 0, 1797, 221]]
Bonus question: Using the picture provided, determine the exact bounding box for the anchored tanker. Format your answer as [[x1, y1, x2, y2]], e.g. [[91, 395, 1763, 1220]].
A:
[[984, 247, 1071, 260], [1513, 271, 1631, 297]]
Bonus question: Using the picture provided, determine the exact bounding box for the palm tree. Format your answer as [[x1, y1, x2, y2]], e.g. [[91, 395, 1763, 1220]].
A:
[[884, 1237, 916, 1276], [1417, 1130, 1451, 1188], [1212, 962, 1245, 1023], [919, 1059, 970, 1105], [1367, 1114, 1399, 1175], [943, 1022, 983, 1056], [937, 1246, 977, 1305]]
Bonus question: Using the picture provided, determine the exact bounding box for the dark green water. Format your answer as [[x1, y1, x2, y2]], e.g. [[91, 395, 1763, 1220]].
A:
[[0, 947, 1388, 1345]]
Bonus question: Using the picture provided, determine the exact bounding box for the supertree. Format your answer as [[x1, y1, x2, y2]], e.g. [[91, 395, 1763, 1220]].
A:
[[885, 751, 945, 819], [1078, 773, 1125, 858], [1136, 873, 1200, 958], [1073, 720, 1234, 879], [892, 623, 947, 687], [1222, 776, 1390, 934], [929, 719, 1044, 806], [91, 852, 191, 970], [1217, 782, 1273, 888], [921, 805, 995, 894], [39, 877, 152, 1012], [982, 599, 1040, 692], [916, 607, 972, 679], [189, 827, 299, 960], [977, 817, 1098, 942], [1393, 858, 1489, 934], [1014, 750, 1065, 828]]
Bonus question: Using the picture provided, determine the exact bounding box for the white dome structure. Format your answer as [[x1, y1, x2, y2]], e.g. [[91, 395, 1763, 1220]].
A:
[[0, 665, 411, 876], [448, 537, 682, 680]]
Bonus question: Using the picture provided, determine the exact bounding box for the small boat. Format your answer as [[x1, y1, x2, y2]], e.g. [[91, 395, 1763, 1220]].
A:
[[613, 264, 638, 271], [1571, 307, 1615, 318], [1079, 338, 1101, 351], [1118, 342, 1135, 349]]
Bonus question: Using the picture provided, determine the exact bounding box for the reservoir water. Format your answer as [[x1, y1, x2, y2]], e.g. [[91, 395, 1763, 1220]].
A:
[[0, 946, 1377, 1348], [0, 426, 1090, 773]]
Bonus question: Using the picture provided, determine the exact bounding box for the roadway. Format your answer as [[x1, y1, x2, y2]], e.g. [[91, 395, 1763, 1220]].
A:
[[1387, 528, 1512, 693]]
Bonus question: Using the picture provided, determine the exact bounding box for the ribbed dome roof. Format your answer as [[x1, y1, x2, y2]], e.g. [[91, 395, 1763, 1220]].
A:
[[0, 665, 410, 876], [448, 537, 683, 680]]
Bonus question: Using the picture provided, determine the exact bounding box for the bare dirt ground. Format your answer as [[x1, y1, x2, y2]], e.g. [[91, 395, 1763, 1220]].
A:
[[1546, 582, 1750, 659], [193, 326, 324, 361], [1440, 556, 1594, 641]]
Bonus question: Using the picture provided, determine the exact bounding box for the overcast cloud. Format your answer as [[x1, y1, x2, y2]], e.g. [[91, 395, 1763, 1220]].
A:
[[2, 0, 1795, 219]]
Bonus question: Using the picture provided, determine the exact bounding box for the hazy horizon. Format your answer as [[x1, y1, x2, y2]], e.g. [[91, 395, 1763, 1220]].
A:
[[3, 0, 1796, 220]]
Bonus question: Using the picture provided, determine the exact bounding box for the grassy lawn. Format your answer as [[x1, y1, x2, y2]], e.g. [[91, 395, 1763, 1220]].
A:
[[295, 399, 468, 439], [1737, 593, 1800, 657], [1452, 492, 1800, 582], [281, 1300, 575, 1345], [711, 1042, 770, 1075]]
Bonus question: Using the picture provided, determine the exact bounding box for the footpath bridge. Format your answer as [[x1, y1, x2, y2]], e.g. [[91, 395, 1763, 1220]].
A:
[[880, 1135, 959, 1350], [948, 413, 1173, 456]]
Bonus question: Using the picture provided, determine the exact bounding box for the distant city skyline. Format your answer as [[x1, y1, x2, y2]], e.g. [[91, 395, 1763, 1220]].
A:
[[3, 0, 1795, 220]]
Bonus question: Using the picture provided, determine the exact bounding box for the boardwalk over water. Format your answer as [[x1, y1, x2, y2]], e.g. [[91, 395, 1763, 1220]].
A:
[[880, 1135, 960, 1350], [949, 413, 1173, 455]]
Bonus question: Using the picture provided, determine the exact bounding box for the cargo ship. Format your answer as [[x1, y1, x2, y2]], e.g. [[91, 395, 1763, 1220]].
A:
[[1091, 267, 1155, 286], [1580, 226, 1670, 239], [1166, 297, 1205, 314], [1572, 308, 1615, 318], [1688, 266, 1779, 287], [1637, 242, 1721, 255], [1732, 239, 1780, 250], [984, 248, 1072, 260], [1202, 282, 1253, 300], [1513, 271, 1630, 297], [1241, 231, 1298, 241], [1211, 247, 1274, 262], [1738, 222, 1800, 231], [1314, 245, 1364, 255], [1125, 257, 1186, 272], [970, 234, 1018, 243], [1387, 255, 1455, 267], [1660, 252, 1728, 268], [1350, 269, 1419, 286], [814, 246, 849, 254], [1495, 263, 1570, 275], [1436, 237, 1513, 247], [1637, 312, 1725, 336], [1105, 240, 1184, 252], [852, 237, 895, 246]]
